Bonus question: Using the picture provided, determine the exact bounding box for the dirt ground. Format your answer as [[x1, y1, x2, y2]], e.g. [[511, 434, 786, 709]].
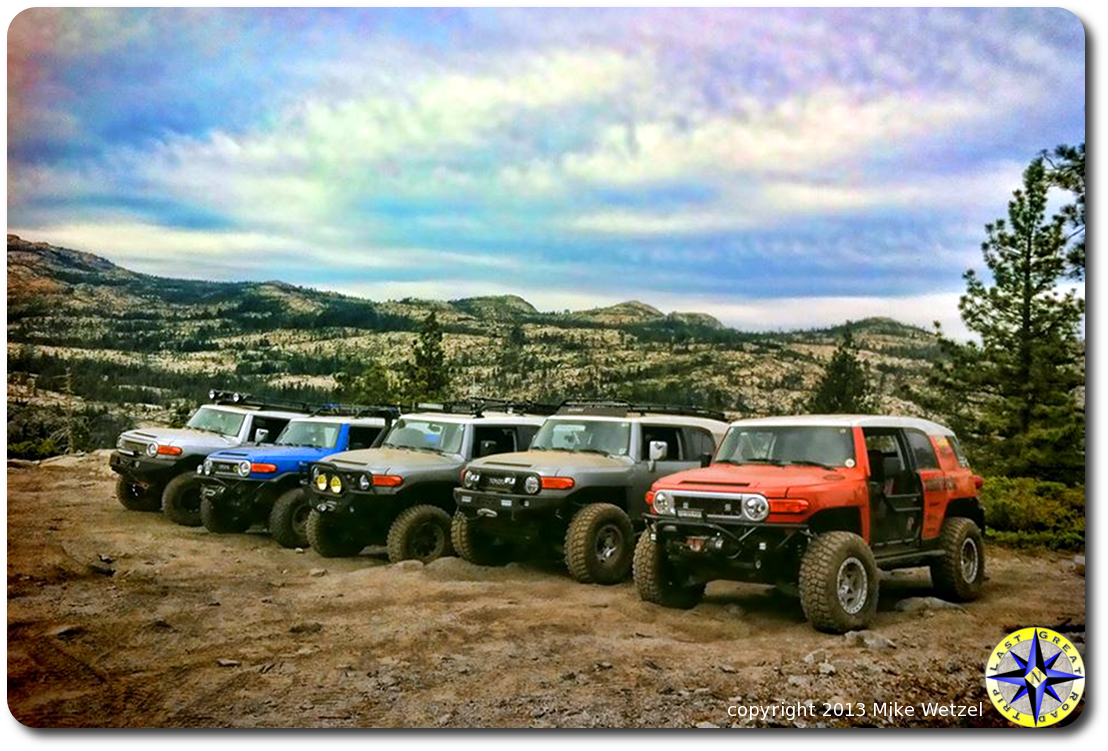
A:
[[7, 452, 1086, 728]]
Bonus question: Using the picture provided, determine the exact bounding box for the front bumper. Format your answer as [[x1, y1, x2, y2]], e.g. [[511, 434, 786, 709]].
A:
[[200, 477, 264, 513], [453, 488, 564, 521], [646, 512, 807, 583], [109, 450, 180, 485]]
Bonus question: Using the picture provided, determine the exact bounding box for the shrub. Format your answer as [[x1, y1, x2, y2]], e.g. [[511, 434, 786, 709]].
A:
[[979, 476, 1084, 550]]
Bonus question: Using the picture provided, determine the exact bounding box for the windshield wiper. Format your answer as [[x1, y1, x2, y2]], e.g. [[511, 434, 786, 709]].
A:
[[784, 459, 837, 470], [736, 458, 786, 466], [574, 448, 612, 455]]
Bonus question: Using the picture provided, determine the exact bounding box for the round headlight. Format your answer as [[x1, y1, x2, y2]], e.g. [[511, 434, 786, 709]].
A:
[[359, 474, 371, 491], [146, 442, 159, 456], [315, 473, 328, 491], [203, 459, 213, 475], [523, 475, 541, 495], [463, 469, 480, 489], [237, 460, 252, 477], [653, 491, 673, 515], [743, 494, 769, 522], [116, 436, 125, 450], [330, 475, 343, 494]]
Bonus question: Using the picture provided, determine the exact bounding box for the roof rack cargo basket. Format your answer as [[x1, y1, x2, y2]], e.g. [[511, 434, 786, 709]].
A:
[[556, 399, 727, 422], [207, 389, 314, 414], [309, 403, 403, 420], [412, 397, 559, 417]]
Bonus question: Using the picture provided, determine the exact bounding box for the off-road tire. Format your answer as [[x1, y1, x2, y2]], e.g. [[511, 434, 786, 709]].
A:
[[269, 488, 311, 549], [564, 503, 634, 585], [200, 496, 251, 534], [116, 477, 162, 512], [162, 473, 204, 527], [930, 517, 986, 602], [633, 532, 704, 609], [451, 513, 511, 566], [387, 505, 454, 563], [305, 509, 364, 557], [798, 531, 879, 633]]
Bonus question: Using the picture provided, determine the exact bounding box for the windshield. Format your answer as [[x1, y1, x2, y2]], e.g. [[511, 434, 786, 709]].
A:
[[531, 419, 631, 457], [715, 425, 856, 468], [186, 407, 246, 438], [383, 418, 465, 454], [275, 421, 340, 448]]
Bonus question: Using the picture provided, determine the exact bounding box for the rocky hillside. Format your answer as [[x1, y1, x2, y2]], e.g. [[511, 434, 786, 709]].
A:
[[7, 235, 940, 420]]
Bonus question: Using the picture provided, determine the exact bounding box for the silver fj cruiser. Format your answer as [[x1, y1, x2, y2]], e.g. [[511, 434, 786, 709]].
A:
[[452, 401, 730, 584], [109, 390, 308, 526]]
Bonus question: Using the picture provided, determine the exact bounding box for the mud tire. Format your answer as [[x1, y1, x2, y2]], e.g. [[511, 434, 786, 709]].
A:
[[633, 532, 704, 609], [451, 513, 511, 566], [269, 488, 312, 549], [162, 473, 204, 527], [200, 496, 251, 534], [386, 505, 454, 563], [798, 531, 879, 633], [305, 509, 364, 557], [930, 517, 986, 602], [564, 503, 634, 585], [116, 477, 162, 512]]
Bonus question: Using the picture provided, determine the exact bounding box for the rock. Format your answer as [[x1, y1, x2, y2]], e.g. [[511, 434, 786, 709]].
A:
[[98, 554, 114, 564], [309, 568, 328, 577], [844, 630, 897, 650], [7, 458, 38, 469], [818, 661, 836, 675], [724, 604, 744, 617], [595, 661, 613, 671], [643, 658, 664, 671], [787, 676, 806, 686], [895, 597, 964, 613], [50, 624, 85, 639], [803, 650, 825, 665], [394, 560, 424, 571], [87, 561, 115, 576], [295, 547, 306, 554], [289, 622, 323, 634], [561, 671, 577, 681], [695, 721, 720, 729], [217, 658, 241, 668], [1074, 555, 1085, 576], [718, 663, 738, 674], [148, 618, 173, 631], [206, 600, 221, 607]]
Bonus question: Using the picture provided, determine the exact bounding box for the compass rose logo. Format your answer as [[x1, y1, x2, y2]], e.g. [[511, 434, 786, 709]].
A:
[[986, 627, 1085, 727]]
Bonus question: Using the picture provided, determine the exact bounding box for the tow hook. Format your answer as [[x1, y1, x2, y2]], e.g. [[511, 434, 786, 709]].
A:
[[477, 508, 498, 518]]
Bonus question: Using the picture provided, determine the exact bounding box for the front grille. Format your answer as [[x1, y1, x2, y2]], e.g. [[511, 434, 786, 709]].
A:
[[672, 494, 743, 517], [120, 438, 148, 455], [477, 471, 521, 493], [212, 460, 241, 474]]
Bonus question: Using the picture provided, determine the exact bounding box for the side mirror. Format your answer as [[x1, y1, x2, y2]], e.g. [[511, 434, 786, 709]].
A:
[[699, 453, 712, 468], [478, 439, 499, 457], [649, 441, 668, 462], [254, 428, 270, 444]]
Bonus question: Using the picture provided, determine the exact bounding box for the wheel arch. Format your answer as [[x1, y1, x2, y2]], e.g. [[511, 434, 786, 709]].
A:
[[806, 506, 863, 537], [944, 497, 986, 532]]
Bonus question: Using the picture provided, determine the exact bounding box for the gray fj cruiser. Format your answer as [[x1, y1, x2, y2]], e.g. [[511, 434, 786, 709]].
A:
[[452, 401, 730, 584], [305, 399, 554, 562], [109, 391, 308, 526]]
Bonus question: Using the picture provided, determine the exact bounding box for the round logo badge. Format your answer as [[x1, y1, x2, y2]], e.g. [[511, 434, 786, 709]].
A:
[[986, 627, 1085, 727]]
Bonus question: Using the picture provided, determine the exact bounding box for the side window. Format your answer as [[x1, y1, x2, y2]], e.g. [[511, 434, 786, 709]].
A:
[[905, 430, 940, 470], [863, 431, 906, 477], [347, 426, 381, 451], [682, 427, 717, 458], [945, 436, 970, 467], [473, 426, 517, 457], [641, 425, 684, 461], [516, 425, 539, 450], [251, 417, 288, 443]]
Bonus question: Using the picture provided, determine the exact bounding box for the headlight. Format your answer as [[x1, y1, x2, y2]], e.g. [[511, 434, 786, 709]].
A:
[[463, 469, 480, 489], [330, 475, 343, 494], [358, 474, 371, 491], [116, 436, 125, 450], [315, 473, 328, 491], [203, 459, 213, 475], [653, 491, 673, 515], [743, 494, 769, 522], [311, 466, 322, 480], [523, 475, 541, 495], [146, 442, 159, 456], [237, 460, 252, 477]]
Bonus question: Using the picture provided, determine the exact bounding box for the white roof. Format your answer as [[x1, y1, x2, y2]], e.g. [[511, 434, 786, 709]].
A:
[[205, 404, 305, 420], [729, 414, 955, 436], [401, 411, 548, 426], [287, 415, 386, 427], [546, 413, 730, 437]]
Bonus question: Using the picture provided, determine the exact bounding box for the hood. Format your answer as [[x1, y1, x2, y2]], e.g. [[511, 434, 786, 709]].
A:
[[122, 427, 238, 450], [207, 444, 332, 465], [655, 463, 855, 497], [470, 449, 631, 473], [321, 446, 458, 473]]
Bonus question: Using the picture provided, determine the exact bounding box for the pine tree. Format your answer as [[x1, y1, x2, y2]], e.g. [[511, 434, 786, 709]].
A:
[[335, 359, 396, 405], [807, 328, 873, 414], [1042, 143, 1085, 279], [933, 157, 1084, 483], [400, 312, 451, 402]]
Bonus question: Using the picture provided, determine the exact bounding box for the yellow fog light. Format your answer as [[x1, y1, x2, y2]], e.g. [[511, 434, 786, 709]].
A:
[[330, 475, 343, 494], [315, 474, 328, 491]]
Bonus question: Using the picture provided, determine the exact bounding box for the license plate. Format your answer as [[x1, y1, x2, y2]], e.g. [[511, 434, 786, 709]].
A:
[[676, 507, 704, 519]]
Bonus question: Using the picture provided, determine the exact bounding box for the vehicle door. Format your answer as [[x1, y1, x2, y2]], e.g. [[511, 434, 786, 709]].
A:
[[862, 428, 924, 549], [625, 424, 690, 520], [472, 425, 520, 459], [904, 429, 950, 541], [347, 425, 382, 451], [248, 416, 291, 444]]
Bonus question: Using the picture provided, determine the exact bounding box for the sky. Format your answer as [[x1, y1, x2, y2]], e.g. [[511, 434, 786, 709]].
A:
[[6, 7, 1086, 336]]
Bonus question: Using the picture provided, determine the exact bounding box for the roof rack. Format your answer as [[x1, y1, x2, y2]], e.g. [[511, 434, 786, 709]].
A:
[[207, 389, 313, 414], [309, 403, 403, 420], [412, 396, 560, 417], [556, 399, 727, 422]]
